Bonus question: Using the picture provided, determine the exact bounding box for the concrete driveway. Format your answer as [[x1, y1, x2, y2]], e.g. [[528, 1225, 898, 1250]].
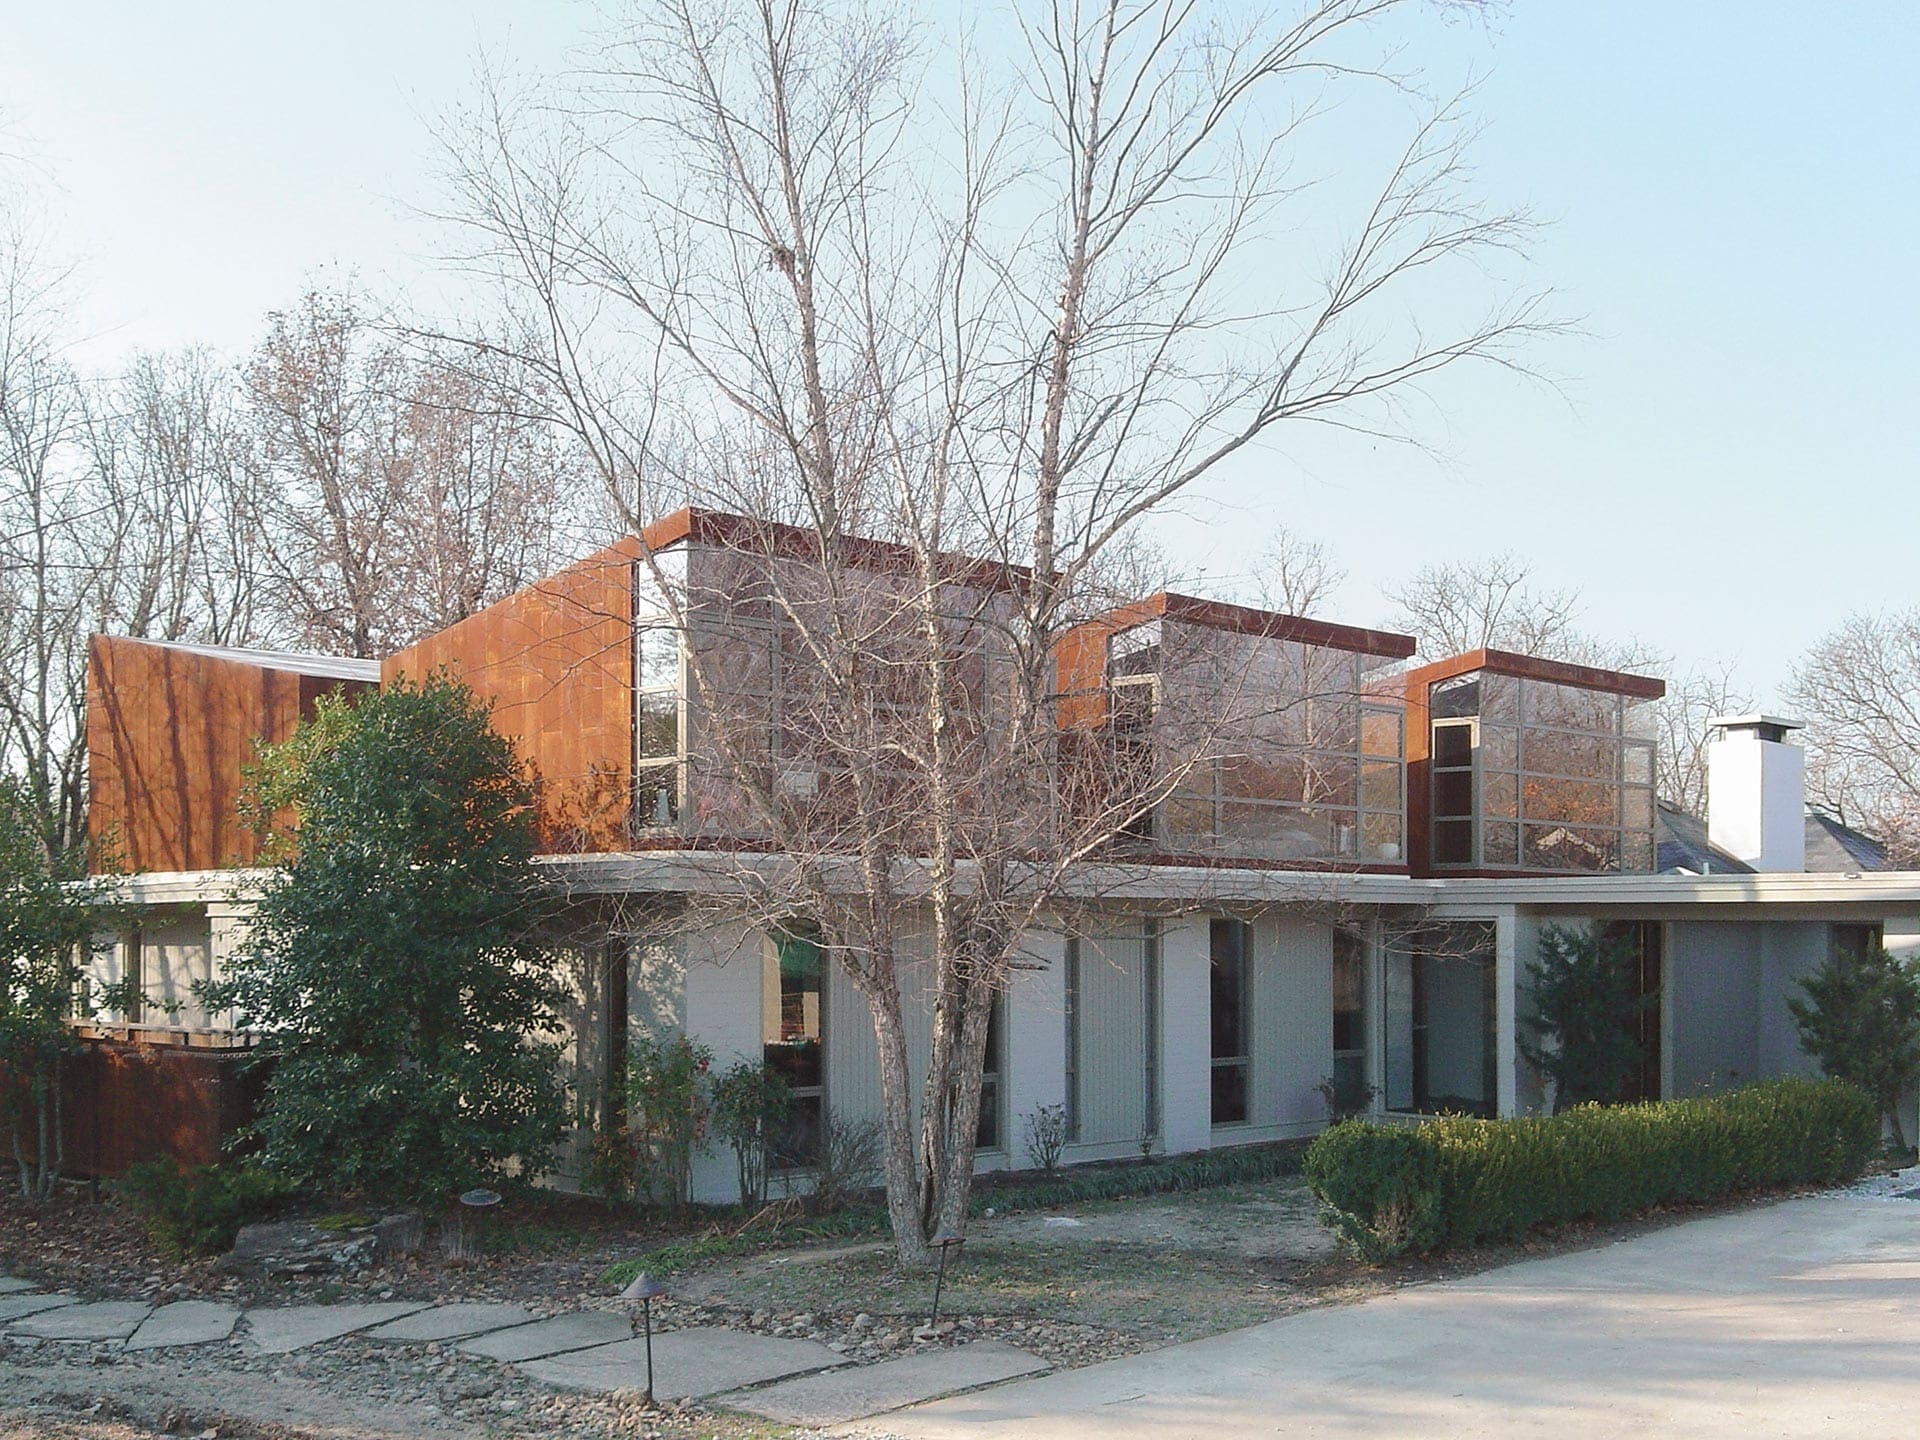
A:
[[861, 1194, 1920, 1438]]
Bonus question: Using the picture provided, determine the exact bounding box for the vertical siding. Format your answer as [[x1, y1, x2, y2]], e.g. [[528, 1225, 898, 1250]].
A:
[[1159, 917, 1211, 1153], [1072, 925, 1152, 1147], [1251, 914, 1334, 1133], [1004, 926, 1070, 1169], [1667, 921, 1762, 1095], [826, 930, 934, 1135]]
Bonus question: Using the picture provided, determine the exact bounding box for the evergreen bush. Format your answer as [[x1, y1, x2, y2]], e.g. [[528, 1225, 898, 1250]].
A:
[[1305, 1078, 1878, 1261]]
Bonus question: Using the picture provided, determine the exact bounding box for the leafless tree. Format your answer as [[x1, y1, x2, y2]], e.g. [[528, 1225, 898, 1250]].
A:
[[1249, 527, 1345, 617], [241, 285, 592, 657], [438, 0, 1553, 1265], [1789, 610, 1920, 864], [1382, 552, 1648, 664], [1653, 661, 1752, 817]]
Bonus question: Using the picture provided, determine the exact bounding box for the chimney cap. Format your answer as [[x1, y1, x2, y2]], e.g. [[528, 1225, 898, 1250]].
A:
[[1709, 713, 1805, 743]]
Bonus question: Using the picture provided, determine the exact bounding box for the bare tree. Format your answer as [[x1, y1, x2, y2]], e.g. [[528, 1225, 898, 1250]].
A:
[[438, 0, 1552, 1264], [1789, 610, 1920, 863], [1249, 527, 1345, 617], [242, 285, 591, 657], [1653, 661, 1752, 817], [1384, 553, 1626, 662]]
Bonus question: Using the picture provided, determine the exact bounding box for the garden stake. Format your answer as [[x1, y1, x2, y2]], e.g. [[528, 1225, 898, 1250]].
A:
[[927, 1228, 964, 1331]]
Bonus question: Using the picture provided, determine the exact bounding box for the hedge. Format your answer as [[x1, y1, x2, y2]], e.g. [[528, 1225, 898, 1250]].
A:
[[1304, 1077, 1878, 1262]]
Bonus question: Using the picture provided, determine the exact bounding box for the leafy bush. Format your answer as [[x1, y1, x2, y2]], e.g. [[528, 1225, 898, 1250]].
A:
[[120, 1160, 297, 1257], [710, 1060, 791, 1207], [201, 677, 570, 1209], [1305, 1078, 1878, 1262], [624, 1032, 713, 1206], [1302, 1122, 1442, 1261]]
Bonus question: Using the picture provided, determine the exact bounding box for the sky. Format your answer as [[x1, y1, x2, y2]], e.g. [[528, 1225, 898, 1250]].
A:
[[3, 2, 1915, 704]]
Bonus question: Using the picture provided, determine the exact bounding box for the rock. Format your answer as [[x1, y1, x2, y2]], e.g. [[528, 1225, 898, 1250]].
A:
[[851, 1312, 874, 1331], [913, 1322, 956, 1341], [223, 1220, 381, 1277]]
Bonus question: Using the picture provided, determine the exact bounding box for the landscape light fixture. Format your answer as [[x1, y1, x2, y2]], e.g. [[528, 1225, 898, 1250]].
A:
[[457, 1188, 501, 1257], [927, 1227, 966, 1332], [621, 1270, 670, 1402]]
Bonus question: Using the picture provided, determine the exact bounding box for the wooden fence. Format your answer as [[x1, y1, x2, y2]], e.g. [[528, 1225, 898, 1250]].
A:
[[44, 1028, 265, 1179]]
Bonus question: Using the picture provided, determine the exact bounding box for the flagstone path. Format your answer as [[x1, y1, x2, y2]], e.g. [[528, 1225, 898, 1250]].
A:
[[0, 1273, 1046, 1425]]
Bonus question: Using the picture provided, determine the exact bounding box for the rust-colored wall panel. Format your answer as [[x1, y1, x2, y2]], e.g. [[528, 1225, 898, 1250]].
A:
[[383, 538, 638, 853], [44, 1038, 262, 1179], [87, 638, 372, 874]]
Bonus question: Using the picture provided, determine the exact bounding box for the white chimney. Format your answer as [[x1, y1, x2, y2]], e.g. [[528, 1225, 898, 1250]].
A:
[[1706, 714, 1805, 872]]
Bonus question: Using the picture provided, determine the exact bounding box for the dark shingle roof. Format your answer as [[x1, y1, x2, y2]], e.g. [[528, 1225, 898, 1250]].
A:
[[1804, 809, 1888, 872], [1656, 802, 1753, 875]]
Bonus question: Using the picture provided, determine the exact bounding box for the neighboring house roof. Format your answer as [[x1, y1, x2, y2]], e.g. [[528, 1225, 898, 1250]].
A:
[[1656, 802, 1753, 875], [1804, 808, 1889, 872], [123, 637, 383, 683], [1656, 801, 1890, 874]]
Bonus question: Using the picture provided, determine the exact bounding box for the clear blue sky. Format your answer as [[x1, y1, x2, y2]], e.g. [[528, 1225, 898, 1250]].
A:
[[3, 2, 1915, 702]]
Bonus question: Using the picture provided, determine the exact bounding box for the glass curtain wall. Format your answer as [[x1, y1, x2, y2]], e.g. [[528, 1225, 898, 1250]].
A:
[[1430, 672, 1656, 872]]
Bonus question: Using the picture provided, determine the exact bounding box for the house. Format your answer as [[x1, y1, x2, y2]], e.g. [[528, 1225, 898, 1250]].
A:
[[78, 509, 1920, 1195]]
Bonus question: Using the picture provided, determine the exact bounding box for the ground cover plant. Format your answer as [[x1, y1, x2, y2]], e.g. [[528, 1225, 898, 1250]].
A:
[[1305, 1077, 1878, 1261]]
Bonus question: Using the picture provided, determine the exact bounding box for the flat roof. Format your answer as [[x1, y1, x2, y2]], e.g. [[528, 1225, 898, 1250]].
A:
[[103, 637, 381, 683], [1090, 592, 1418, 661], [1404, 647, 1666, 702]]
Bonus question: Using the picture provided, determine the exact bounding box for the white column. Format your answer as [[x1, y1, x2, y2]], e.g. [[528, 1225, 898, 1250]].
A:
[[1494, 908, 1518, 1118], [1003, 925, 1068, 1171], [675, 927, 749, 1205], [1157, 914, 1213, 1156]]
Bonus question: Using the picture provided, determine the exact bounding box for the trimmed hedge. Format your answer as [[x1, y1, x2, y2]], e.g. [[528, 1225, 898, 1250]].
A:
[[1304, 1078, 1878, 1262]]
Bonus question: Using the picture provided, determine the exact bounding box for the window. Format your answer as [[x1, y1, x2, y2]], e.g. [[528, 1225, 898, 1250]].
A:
[[764, 927, 825, 1167], [1332, 929, 1367, 1109], [976, 999, 1004, 1150], [1425, 672, 1656, 873], [1833, 923, 1883, 962], [1063, 937, 1081, 1139], [1210, 919, 1252, 1125], [633, 624, 682, 827]]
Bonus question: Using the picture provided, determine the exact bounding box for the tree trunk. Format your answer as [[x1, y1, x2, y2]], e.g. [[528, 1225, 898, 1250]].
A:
[[856, 965, 931, 1267]]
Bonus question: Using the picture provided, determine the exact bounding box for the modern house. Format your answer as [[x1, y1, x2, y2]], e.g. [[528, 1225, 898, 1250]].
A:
[[79, 509, 1920, 1197]]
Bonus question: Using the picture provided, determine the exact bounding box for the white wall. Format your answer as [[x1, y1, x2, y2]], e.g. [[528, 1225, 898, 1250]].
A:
[[1664, 921, 1761, 1096], [1247, 913, 1333, 1138], [1158, 916, 1212, 1155], [1004, 925, 1069, 1169]]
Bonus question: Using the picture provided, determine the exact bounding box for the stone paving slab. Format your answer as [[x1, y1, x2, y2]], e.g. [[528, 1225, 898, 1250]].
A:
[[718, 1341, 1051, 1426], [0, 1292, 79, 1324], [10, 1300, 152, 1342], [0, 1278, 38, 1294], [126, 1300, 242, 1351], [245, 1301, 432, 1355], [522, 1326, 843, 1402], [366, 1302, 539, 1343], [458, 1310, 630, 1363]]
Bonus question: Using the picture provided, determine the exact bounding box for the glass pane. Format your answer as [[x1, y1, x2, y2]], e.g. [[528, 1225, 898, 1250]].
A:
[[1623, 741, 1655, 787], [1333, 930, 1365, 1053], [636, 626, 681, 692], [1362, 811, 1404, 862], [1482, 820, 1519, 866], [1209, 920, 1249, 1060], [1361, 761, 1400, 811], [1483, 771, 1518, 819], [1523, 823, 1619, 872], [1622, 786, 1654, 831], [1433, 723, 1474, 768], [1434, 770, 1473, 818], [1164, 795, 1215, 841], [634, 770, 679, 827], [1521, 776, 1618, 829], [1361, 708, 1404, 758], [1479, 724, 1519, 772], [1524, 680, 1620, 734], [1479, 673, 1519, 720], [1621, 829, 1656, 873], [1431, 675, 1480, 719], [1302, 754, 1357, 809], [1434, 819, 1473, 865], [1521, 729, 1617, 780], [765, 929, 824, 1089], [1211, 1062, 1249, 1126], [637, 691, 679, 759]]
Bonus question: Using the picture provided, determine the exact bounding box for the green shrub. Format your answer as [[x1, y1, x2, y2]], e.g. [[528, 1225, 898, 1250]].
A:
[[1305, 1078, 1877, 1261], [120, 1160, 298, 1257], [1302, 1123, 1442, 1261]]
